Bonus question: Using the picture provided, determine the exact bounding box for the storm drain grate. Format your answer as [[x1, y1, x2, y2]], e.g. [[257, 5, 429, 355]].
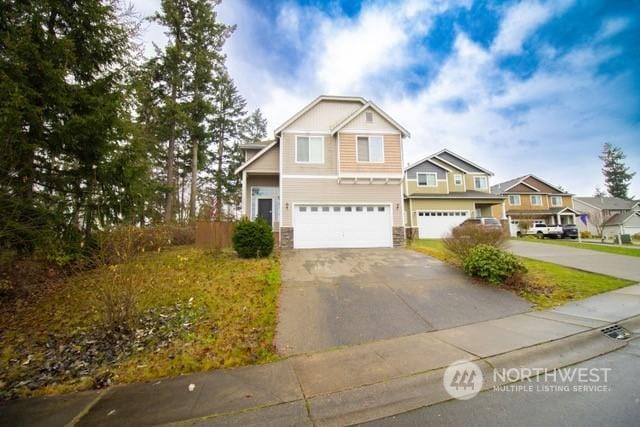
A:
[[601, 324, 631, 340]]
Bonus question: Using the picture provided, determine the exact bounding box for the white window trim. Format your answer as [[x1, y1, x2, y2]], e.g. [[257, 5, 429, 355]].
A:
[[474, 175, 488, 190], [550, 196, 563, 207], [356, 135, 385, 163], [530, 195, 543, 206], [454, 174, 463, 186], [509, 194, 521, 206], [295, 135, 325, 164], [416, 172, 438, 187]]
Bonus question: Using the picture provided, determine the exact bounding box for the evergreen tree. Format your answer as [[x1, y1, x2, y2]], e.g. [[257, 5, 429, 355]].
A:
[[241, 109, 268, 144], [206, 71, 246, 219], [0, 0, 139, 251], [184, 0, 233, 220], [599, 143, 635, 199]]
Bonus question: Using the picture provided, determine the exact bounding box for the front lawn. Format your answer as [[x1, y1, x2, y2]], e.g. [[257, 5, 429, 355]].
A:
[[0, 247, 280, 399], [515, 236, 640, 258], [411, 239, 634, 309]]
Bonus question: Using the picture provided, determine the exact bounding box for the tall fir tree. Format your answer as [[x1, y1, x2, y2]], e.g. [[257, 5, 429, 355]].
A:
[[599, 143, 636, 199], [0, 0, 140, 251], [207, 71, 246, 219], [184, 0, 233, 220], [240, 109, 268, 144]]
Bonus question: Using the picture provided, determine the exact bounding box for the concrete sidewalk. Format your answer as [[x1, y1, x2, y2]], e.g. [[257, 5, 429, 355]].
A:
[[3, 285, 640, 427], [508, 240, 640, 281]]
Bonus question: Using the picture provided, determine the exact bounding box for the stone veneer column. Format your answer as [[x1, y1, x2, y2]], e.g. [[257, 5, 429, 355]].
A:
[[280, 227, 294, 249], [392, 227, 406, 247]]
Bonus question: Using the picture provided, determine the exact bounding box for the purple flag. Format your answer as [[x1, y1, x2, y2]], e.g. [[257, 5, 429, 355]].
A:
[[579, 213, 588, 226]]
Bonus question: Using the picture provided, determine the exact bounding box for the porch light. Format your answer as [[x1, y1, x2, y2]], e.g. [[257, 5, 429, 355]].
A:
[[285, 202, 289, 209]]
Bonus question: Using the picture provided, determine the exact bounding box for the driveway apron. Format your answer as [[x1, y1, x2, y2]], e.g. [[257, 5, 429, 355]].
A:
[[276, 248, 531, 355]]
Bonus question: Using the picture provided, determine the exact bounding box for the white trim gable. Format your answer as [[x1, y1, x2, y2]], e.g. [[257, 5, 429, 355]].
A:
[[432, 149, 494, 176], [235, 139, 279, 174], [331, 102, 410, 138], [274, 95, 366, 135]]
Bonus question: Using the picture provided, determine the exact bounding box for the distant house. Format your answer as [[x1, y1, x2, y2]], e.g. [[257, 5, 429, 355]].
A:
[[490, 175, 579, 229], [574, 197, 640, 237], [403, 149, 504, 239]]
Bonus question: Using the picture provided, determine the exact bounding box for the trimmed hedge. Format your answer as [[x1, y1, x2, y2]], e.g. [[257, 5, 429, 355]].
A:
[[232, 218, 274, 258]]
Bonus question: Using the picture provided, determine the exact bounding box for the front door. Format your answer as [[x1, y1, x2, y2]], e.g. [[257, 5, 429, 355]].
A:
[[257, 199, 273, 226]]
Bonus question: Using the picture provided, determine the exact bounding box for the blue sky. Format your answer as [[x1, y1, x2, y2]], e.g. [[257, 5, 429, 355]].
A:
[[134, 0, 639, 196]]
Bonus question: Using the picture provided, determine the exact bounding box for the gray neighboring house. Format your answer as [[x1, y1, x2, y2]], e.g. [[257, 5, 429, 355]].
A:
[[574, 196, 640, 237]]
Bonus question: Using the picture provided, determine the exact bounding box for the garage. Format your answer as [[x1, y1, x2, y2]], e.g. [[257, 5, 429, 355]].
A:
[[417, 210, 469, 238], [293, 204, 392, 248]]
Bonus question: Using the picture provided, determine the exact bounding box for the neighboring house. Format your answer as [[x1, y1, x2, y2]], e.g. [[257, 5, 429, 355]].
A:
[[574, 197, 640, 236], [236, 95, 410, 249], [490, 175, 579, 231], [404, 149, 504, 238]]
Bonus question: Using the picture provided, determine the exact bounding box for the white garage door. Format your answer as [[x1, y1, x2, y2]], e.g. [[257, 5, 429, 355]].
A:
[[417, 210, 469, 238], [293, 204, 392, 249]]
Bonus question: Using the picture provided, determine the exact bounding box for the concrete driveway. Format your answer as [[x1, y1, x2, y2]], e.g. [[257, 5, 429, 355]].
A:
[[276, 248, 531, 355], [508, 240, 640, 282]]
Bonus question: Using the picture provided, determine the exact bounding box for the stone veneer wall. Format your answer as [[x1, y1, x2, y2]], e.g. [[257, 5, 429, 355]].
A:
[[393, 227, 405, 247], [405, 227, 419, 241], [280, 227, 294, 249]]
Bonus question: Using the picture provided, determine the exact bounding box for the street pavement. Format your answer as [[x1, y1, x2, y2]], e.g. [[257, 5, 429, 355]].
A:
[[362, 338, 640, 427], [508, 240, 640, 281]]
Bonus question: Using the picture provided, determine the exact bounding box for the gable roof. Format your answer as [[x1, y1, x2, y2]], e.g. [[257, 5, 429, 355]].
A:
[[491, 174, 567, 195], [431, 149, 493, 175], [574, 196, 638, 211], [405, 148, 491, 174], [604, 211, 640, 226], [235, 139, 279, 174], [274, 95, 366, 135], [330, 101, 410, 137]]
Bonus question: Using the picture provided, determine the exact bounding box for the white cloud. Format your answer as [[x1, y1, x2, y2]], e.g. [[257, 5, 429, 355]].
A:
[[491, 0, 572, 55], [595, 16, 631, 41], [316, 8, 408, 93]]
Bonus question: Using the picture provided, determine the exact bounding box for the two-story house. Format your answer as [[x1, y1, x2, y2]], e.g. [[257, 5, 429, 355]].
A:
[[404, 149, 505, 238], [490, 175, 579, 229], [236, 95, 410, 249], [574, 196, 640, 237]]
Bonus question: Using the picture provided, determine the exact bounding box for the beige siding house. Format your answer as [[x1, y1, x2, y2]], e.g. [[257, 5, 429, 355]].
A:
[[236, 95, 409, 249], [404, 150, 505, 238], [490, 175, 579, 233]]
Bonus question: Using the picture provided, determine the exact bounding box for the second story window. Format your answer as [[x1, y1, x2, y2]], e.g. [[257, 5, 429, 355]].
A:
[[454, 174, 463, 186], [417, 172, 437, 187], [296, 136, 324, 163], [508, 195, 521, 205], [474, 176, 488, 190], [357, 136, 384, 163], [531, 195, 543, 206], [550, 196, 563, 206]]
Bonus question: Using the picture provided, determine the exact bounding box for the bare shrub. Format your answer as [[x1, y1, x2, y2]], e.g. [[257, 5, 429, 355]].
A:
[[442, 224, 508, 259], [95, 225, 172, 265], [162, 224, 195, 246], [94, 267, 139, 333], [517, 220, 532, 236]]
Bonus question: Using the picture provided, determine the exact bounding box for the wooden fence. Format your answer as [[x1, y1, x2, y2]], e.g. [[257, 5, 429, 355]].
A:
[[195, 221, 234, 249]]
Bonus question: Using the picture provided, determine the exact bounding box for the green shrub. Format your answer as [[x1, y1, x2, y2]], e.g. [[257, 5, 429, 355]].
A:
[[232, 218, 274, 258], [580, 230, 592, 239], [462, 244, 526, 285], [442, 224, 507, 259], [632, 233, 640, 241]]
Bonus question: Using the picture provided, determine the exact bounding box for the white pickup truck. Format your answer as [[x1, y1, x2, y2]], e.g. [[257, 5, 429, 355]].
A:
[[517, 223, 563, 239]]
